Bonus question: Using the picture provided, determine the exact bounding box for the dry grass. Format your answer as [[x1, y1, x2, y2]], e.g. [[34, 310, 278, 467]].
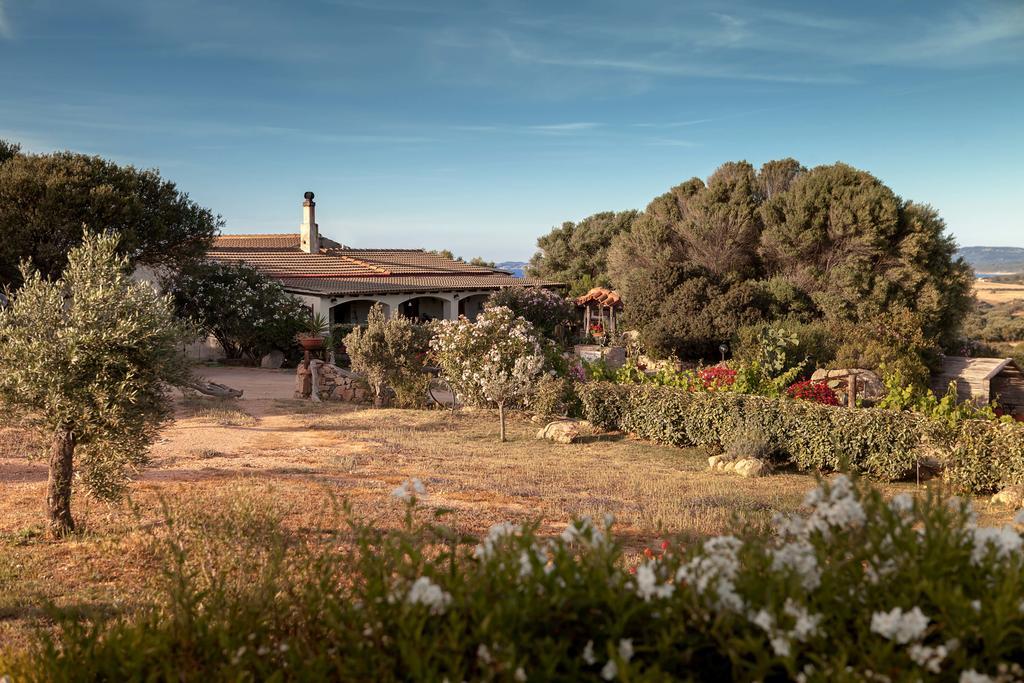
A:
[[1, 396, 1019, 653], [974, 278, 1024, 305]]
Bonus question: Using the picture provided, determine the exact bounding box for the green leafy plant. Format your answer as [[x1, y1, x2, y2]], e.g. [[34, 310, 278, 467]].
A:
[[343, 304, 430, 407], [165, 261, 310, 362], [11, 478, 1024, 680], [0, 232, 192, 536]]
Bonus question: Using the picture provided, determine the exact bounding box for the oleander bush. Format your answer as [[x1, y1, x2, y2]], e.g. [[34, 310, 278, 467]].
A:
[[7, 478, 1024, 681], [577, 383, 1024, 494]]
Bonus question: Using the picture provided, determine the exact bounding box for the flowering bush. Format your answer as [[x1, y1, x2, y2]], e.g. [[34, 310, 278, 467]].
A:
[[430, 307, 545, 440], [165, 261, 309, 362], [787, 379, 840, 406], [699, 366, 737, 390], [15, 477, 1024, 680], [485, 287, 574, 341]]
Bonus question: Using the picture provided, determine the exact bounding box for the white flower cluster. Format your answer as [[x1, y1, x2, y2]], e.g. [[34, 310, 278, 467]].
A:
[[634, 562, 675, 601], [599, 639, 634, 680], [870, 606, 930, 644], [970, 525, 1023, 565], [406, 576, 452, 615], [908, 641, 955, 674], [474, 522, 522, 560], [676, 536, 744, 612], [770, 540, 820, 591], [391, 478, 426, 501], [749, 599, 822, 657], [799, 475, 867, 539]]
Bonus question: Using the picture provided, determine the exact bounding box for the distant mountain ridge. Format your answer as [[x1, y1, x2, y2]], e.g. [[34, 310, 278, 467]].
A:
[[957, 246, 1024, 274], [496, 261, 528, 278]]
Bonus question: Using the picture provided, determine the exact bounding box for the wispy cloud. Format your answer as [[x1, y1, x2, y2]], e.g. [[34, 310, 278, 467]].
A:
[[527, 122, 601, 133], [0, 0, 12, 39], [495, 32, 855, 85]]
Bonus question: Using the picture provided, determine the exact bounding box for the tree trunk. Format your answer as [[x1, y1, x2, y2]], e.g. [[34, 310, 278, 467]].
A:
[[498, 403, 507, 442], [46, 428, 75, 538]]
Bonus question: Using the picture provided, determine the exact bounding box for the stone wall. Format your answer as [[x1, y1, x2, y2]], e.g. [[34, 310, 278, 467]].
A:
[[294, 360, 373, 403]]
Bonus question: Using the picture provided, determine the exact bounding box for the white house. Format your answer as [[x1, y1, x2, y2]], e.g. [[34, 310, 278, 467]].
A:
[[206, 192, 561, 325]]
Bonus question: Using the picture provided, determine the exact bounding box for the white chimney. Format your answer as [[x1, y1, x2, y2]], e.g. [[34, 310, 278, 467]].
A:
[[300, 191, 319, 253]]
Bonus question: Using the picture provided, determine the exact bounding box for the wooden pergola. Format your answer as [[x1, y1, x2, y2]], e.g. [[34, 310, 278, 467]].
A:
[[576, 287, 623, 338]]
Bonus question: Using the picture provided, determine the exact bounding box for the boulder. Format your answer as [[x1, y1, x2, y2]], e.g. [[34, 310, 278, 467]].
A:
[[536, 420, 594, 444], [991, 486, 1024, 508], [732, 458, 770, 478], [260, 349, 285, 369]]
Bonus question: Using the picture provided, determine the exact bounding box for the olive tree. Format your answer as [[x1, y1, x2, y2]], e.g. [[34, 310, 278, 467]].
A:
[[0, 232, 191, 537], [430, 307, 545, 441], [344, 304, 428, 407]]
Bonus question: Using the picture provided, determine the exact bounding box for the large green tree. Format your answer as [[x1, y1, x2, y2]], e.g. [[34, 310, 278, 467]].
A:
[[0, 142, 222, 287], [607, 159, 971, 362], [0, 232, 192, 537], [527, 210, 638, 296]]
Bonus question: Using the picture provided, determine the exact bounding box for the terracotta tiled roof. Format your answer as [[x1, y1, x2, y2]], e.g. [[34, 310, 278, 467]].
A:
[[208, 233, 562, 295], [278, 274, 558, 296], [576, 287, 623, 308]]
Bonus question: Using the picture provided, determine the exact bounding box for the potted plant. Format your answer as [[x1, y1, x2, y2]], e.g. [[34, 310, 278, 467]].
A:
[[297, 312, 330, 351]]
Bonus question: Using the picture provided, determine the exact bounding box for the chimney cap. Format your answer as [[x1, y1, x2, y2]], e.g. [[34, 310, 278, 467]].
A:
[[304, 191, 315, 200]]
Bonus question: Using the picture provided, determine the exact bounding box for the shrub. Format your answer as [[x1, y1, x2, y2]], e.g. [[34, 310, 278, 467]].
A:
[[343, 304, 430, 407], [12, 478, 1024, 680], [944, 421, 1024, 494], [579, 382, 1024, 493], [431, 307, 546, 441], [723, 419, 775, 461], [484, 287, 574, 341], [529, 373, 580, 418], [165, 260, 309, 362], [786, 380, 840, 406], [581, 383, 924, 481]]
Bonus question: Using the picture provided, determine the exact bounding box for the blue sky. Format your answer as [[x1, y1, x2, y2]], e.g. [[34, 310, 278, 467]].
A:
[[1, 1, 1022, 261]]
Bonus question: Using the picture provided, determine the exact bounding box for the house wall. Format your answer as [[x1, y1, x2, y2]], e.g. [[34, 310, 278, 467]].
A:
[[293, 290, 498, 325]]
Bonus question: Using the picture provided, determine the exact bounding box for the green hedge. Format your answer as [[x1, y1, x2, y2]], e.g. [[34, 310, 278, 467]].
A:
[[578, 382, 1024, 492]]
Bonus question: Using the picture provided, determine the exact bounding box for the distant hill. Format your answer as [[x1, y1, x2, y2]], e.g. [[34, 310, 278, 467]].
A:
[[957, 246, 1024, 275], [496, 261, 528, 278]]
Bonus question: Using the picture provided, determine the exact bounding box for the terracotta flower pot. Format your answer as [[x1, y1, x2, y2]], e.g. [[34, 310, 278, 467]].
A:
[[298, 336, 325, 351]]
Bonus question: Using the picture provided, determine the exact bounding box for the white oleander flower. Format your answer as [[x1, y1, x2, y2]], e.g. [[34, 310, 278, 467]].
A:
[[582, 640, 596, 665], [970, 526, 1023, 565], [870, 606, 929, 644], [634, 563, 675, 601], [771, 540, 821, 591], [406, 576, 451, 615]]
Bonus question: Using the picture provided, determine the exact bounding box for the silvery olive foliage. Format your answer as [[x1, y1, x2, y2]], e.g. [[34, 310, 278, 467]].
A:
[[343, 303, 429, 406], [0, 232, 192, 502]]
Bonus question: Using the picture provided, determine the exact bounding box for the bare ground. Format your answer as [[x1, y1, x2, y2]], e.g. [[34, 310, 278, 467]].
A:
[[0, 368, 1017, 652]]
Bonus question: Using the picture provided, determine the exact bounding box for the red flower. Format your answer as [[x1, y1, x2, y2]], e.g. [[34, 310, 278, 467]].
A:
[[786, 380, 840, 406], [698, 366, 736, 390]]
